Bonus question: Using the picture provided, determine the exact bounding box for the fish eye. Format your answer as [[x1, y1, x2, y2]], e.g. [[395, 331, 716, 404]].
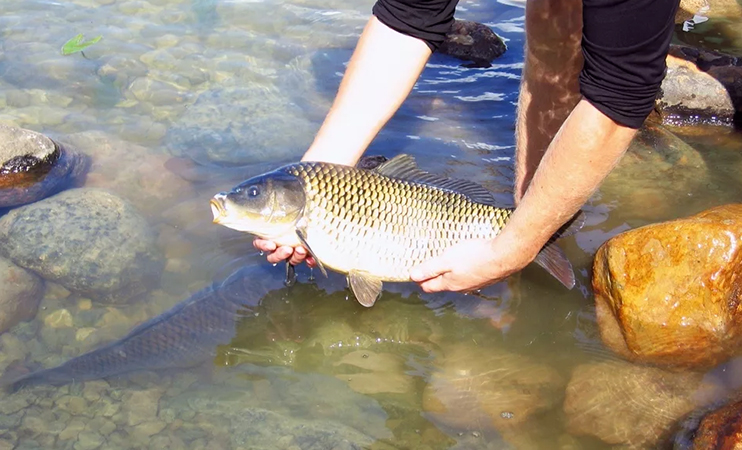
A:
[[247, 186, 259, 198]]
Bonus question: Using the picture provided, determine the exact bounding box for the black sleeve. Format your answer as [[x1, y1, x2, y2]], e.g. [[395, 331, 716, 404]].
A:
[[580, 0, 680, 129], [372, 0, 460, 52]]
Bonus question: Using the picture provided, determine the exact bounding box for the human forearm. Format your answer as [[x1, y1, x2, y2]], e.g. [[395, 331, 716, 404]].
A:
[[302, 16, 432, 166], [499, 99, 637, 259]]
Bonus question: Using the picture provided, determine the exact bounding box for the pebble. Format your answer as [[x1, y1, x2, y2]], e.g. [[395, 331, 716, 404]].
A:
[[59, 418, 86, 441], [74, 431, 104, 450], [134, 419, 167, 437], [0, 396, 29, 415], [164, 258, 190, 273], [44, 282, 71, 301], [75, 327, 97, 343], [0, 439, 15, 450], [86, 416, 117, 436], [77, 299, 93, 311], [44, 309, 74, 328], [56, 395, 88, 416]]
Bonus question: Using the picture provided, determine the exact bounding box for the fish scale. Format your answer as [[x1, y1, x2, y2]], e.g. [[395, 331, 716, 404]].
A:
[[282, 162, 513, 282], [212, 153, 583, 307]]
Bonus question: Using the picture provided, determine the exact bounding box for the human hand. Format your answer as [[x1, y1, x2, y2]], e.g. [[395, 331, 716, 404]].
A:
[[409, 237, 536, 293], [253, 234, 316, 267]]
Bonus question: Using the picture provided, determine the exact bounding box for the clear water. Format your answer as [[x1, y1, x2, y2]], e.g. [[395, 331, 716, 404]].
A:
[[0, 0, 741, 449]]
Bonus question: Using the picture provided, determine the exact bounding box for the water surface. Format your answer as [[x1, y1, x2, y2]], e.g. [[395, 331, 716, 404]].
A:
[[1, 1, 742, 449]]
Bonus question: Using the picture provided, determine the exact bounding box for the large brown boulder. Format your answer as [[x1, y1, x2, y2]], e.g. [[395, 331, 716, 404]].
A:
[[657, 45, 742, 127], [593, 204, 742, 370]]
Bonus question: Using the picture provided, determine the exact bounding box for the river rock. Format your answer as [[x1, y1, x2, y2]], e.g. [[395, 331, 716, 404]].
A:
[[57, 131, 195, 219], [657, 45, 742, 127], [674, 395, 742, 449], [0, 188, 164, 304], [593, 204, 742, 370], [598, 121, 708, 222], [676, 0, 742, 23], [0, 125, 88, 208], [437, 20, 507, 68], [564, 360, 705, 448], [0, 257, 43, 335], [165, 85, 314, 166], [422, 343, 564, 434]]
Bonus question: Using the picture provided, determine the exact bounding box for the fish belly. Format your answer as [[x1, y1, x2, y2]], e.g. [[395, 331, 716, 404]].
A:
[[303, 200, 500, 282]]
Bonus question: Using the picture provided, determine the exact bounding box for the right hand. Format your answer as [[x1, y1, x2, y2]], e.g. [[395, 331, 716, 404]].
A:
[[253, 236, 316, 267]]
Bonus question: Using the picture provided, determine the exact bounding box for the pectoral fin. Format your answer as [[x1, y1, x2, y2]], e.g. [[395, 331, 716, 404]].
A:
[[295, 226, 328, 278], [533, 242, 575, 290], [347, 271, 383, 307]]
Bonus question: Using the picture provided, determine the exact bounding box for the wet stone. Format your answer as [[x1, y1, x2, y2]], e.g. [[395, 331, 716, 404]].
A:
[[437, 20, 507, 67], [85, 416, 116, 436], [56, 395, 88, 416], [74, 431, 104, 450], [593, 204, 742, 369], [59, 418, 86, 441], [564, 360, 704, 447], [0, 257, 43, 335], [0, 397, 28, 415], [0, 188, 164, 304], [43, 308, 73, 329], [165, 85, 313, 165]]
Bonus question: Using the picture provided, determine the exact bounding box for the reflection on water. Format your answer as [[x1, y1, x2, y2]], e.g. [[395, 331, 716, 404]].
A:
[[0, 0, 741, 448]]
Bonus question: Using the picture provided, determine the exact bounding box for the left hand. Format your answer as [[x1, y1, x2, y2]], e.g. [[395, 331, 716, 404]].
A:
[[409, 237, 535, 293]]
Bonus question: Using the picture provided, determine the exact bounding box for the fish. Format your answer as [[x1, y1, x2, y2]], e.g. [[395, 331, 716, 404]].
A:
[[2, 264, 285, 392], [210, 154, 584, 308]]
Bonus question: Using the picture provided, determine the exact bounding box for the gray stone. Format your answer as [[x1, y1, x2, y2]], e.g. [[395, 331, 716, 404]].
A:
[[0, 257, 43, 334], [437, 20, 507, 67], [0, 125, 56, 173], [0, 188, 164, 304], [166, 86, 314, 165], [657, 45, 742, 127]]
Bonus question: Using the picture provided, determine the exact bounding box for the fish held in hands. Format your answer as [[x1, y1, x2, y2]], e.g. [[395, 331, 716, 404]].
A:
[[211, 154, 583, 307]]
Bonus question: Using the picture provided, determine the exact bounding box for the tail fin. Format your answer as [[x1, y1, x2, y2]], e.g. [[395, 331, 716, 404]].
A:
[[532, 211, 586, 289]]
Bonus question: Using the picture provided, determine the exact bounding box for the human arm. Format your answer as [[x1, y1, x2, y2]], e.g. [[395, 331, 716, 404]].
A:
[[410, 99, 636, 292], [410, 0, 680, 292], [255, 1, 455, 264]]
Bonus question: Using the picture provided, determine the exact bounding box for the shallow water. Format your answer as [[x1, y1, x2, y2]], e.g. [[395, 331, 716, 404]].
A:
[[0, 0, 742, 449]]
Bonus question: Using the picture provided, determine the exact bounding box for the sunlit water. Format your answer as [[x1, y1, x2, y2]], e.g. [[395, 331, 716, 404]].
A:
[[0, 0, 742, 449]]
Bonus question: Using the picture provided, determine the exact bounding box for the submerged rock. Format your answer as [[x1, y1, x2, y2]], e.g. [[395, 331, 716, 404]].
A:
[[437, 20, 507, 68], [598, 121, 708, 222], [674, 395, 742, 449], [166, 86, 314, 166], [58, 131, 195, 219], [422, 343, 564, 435], [564, 360, 704, 448], [0, 188, 164, 304], [657, 45, 742, 127], [0, 125, 88, 208], [0, 257, 43, 335], [593, 204, 742, 370]]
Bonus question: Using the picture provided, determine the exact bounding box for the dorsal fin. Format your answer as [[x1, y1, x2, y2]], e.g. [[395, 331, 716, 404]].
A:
[[373, 154, 498, 206]]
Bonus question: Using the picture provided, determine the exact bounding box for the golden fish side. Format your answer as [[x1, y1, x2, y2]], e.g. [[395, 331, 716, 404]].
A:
[[282, 162, 514, 283], [211, 153, 583, 307]]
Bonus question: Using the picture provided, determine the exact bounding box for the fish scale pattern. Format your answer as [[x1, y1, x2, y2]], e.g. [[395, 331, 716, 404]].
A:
[[283, 162, 513, 281]]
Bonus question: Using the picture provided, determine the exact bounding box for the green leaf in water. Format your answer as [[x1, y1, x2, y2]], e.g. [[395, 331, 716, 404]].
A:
[[61, 34, 102, 56]]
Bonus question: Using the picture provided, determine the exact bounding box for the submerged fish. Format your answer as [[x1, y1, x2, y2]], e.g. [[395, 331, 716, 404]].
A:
[[2, 264, 285, 392], [210, 154, 584, 307]]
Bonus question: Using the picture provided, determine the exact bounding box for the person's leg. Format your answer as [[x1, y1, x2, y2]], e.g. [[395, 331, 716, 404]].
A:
[[514, 0, 584, 202]]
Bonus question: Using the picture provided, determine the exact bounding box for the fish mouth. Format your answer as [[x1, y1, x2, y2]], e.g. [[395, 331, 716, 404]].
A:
[[210, 194, 227, 224]]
